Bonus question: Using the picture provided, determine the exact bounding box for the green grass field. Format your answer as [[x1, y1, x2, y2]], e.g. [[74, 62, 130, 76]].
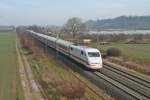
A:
[[0, 32, 24, 100], [92, 42, 150, 63]]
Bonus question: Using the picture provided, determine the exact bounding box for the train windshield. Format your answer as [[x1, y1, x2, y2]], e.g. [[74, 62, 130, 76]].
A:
[[88, 52, 100, 57]]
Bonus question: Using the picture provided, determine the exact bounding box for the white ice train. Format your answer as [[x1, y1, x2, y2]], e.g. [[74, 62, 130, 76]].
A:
[[27, 30, 103, 70]]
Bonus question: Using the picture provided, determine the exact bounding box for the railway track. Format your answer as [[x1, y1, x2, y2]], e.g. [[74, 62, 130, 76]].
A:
[[94, 64, 150, 100], [27, 30, 150, 99], [47, 49, 106, 99], [62, 64, 105, 100], [17, 44, 49, 100], [45, 47, 150, 100], [59, 53, 150, 99], [104, 64, 150, 88], [18, 43, 106, 99], [20, 35, 150, 99], [31, 64, 51, 100]]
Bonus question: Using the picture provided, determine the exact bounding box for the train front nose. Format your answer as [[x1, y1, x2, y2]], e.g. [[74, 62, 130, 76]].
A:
[[90, 63, 102, 69], [88, 57, 103, 69]]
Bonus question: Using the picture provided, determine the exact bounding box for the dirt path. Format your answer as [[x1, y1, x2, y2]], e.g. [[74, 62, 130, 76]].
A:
[[16, 44, 44, 100]]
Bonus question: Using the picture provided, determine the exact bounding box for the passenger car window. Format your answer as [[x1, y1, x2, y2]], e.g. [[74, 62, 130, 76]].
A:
[[81, 51, 84, 55], [71, 47, 73, 50]]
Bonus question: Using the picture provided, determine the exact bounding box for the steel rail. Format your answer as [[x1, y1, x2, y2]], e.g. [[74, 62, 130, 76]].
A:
[[104, 63, 150, 87], [98, 65, 150, 99], [94, 72, 148, 100], [18, 46, 49, 100]]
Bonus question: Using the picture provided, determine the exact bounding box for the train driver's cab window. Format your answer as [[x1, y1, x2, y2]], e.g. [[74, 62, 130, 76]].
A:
[[88, 52, 100, 57]]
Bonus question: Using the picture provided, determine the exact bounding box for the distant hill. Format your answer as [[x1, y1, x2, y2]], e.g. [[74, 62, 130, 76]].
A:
[[85, 16, 150, 30]]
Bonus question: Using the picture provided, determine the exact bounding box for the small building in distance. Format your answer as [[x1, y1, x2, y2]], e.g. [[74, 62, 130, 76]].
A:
[[0, 26, 15, 32]]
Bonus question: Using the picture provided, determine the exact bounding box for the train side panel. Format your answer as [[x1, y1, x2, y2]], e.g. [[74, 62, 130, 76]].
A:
[[56, 39, 72, 56], [69, 45, 89, 67]]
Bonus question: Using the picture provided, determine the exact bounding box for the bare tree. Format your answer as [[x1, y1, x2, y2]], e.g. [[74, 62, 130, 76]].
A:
[[134, 34, 143, 41], [65, 17, 82, 38]]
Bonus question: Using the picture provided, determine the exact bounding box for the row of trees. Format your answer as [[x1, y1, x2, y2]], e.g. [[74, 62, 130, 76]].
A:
[[79, 33, 150, 42]]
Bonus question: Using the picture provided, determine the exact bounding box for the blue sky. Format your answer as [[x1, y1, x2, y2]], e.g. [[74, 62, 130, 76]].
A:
[[0, 0, 150, 25]]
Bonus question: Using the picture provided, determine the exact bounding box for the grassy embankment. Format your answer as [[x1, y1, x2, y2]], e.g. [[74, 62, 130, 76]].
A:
[[92, 42, 150, 64], [0, 32, 24, 100], [92, 42, 150, 75]]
